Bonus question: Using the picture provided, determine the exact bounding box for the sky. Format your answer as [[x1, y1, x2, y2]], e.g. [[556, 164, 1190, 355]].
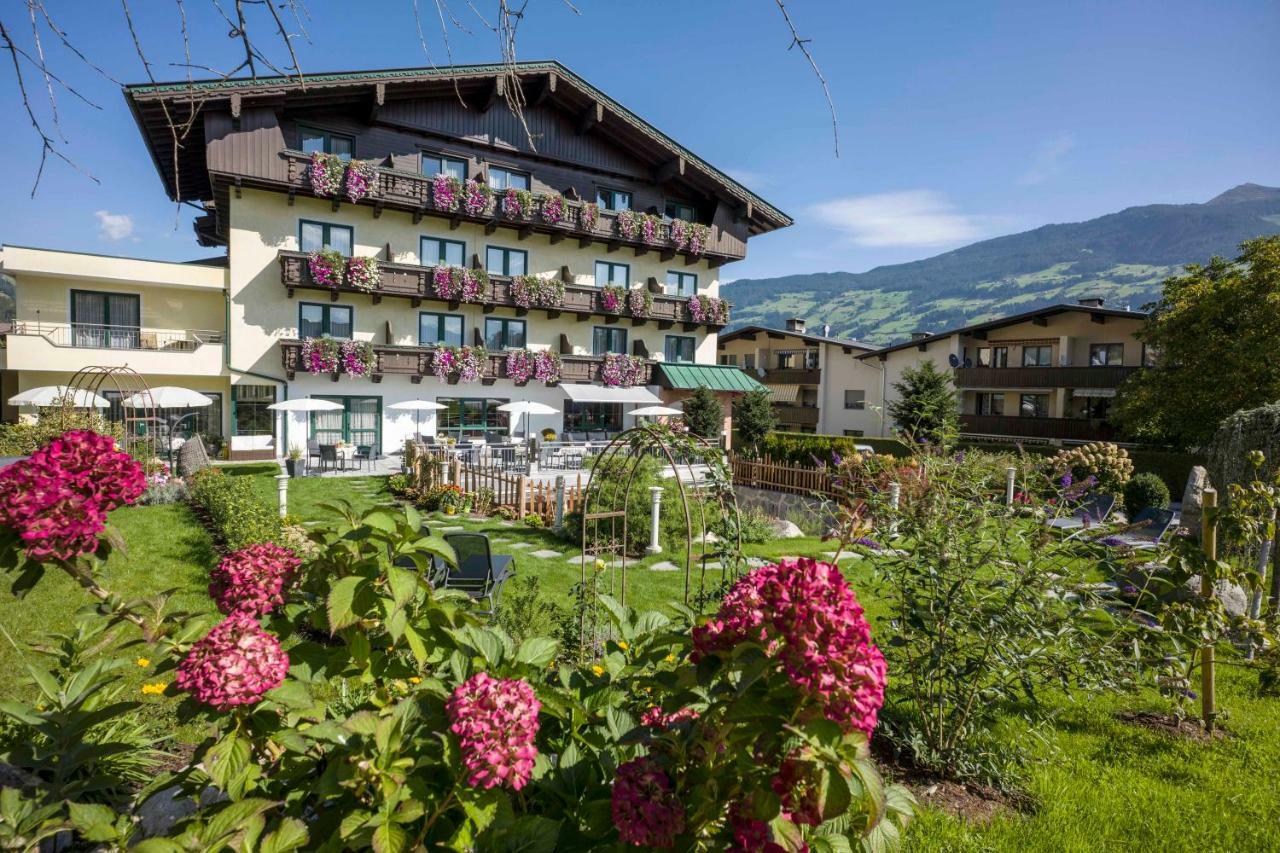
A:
[[1, 0, 1276, 281]]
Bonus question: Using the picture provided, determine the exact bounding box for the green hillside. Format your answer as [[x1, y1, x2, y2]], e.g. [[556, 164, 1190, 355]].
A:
[[725, 183, 1280, 345]]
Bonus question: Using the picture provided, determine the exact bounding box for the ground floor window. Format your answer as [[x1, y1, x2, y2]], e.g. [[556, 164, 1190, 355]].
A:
[[437, 397, 510, 439], [1020, 393, 1050, 418], [975, 392, 1004, 416], [311, 396, 381, 449], [564, 402, 622, 433], [842, 429, 865, 437], [1076, 396, 1111, 420], [234, 385, 276, 435]]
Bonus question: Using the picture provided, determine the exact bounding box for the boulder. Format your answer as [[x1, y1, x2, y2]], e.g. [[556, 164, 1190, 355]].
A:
[[1124, 562, 1248, 617], [1179, 466, 1210, 537], [769, 519, 804, 539]]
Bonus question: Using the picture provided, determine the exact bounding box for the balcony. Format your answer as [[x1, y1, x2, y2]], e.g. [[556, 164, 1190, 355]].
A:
[[279, 151, 745, 263], [278, 339, 653, 386], [278, 251, 727, 331], [953, 365, 1140, 389], [960, 414, 1117, 442], [764, 368, 821, 385], [3, 322, 225, 376], [773, 402, 820, 426]]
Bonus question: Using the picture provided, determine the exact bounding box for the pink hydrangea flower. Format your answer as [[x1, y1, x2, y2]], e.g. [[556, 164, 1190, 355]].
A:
[[446, 672, 541, 791], [0, 430, 145, 561], [611, 758, 684, 848], [771, 756, 824, 826], [727, 804, 800, 853], [640, 706, 699, 729], [175, 613, 289, 711], [693, 558, 887, 737], [209, 543, 301, 617]]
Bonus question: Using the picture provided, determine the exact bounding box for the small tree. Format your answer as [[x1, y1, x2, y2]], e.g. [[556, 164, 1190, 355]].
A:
[[682, 386, 723, 441], [733, 388, 776, 456], [887, 361, 959, 446]]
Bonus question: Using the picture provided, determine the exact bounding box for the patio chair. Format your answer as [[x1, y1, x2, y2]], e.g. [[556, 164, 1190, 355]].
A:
[[354, 445, 373, 470], [307, 439, 322, 468], [566, 431, 587, 442], [588, 430, 609, 442], [392, 523, 447, 585], [1093, 507, 1176, 550], [319, 444, 338, 473], [1049, 493, 1117, 534], [441, 532, 514, 615]]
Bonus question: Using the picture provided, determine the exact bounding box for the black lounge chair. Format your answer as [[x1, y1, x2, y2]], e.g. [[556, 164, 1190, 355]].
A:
[[441, 532, 515, 615], [1051, 493, 1117, 535]]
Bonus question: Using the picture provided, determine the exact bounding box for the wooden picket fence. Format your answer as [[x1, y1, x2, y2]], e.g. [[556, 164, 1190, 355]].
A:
[[729, 454, 838, 497]]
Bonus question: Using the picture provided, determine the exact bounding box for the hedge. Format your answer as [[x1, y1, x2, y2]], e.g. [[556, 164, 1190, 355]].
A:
[[188, 467, 282, 549], [755, 432, 1202, 495]]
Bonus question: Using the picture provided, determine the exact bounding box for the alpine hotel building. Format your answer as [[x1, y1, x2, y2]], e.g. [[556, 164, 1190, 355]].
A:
[[0, 62, 788, 458]]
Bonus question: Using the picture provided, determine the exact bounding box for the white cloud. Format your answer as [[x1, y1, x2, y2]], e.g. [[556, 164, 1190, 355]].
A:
[[94, 210, 135, 241], [807, 190, 992, 248], [1018, 135, 1076, 186]]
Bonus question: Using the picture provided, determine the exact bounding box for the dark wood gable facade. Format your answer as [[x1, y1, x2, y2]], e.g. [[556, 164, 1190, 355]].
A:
[[128, 62, 790, 262]]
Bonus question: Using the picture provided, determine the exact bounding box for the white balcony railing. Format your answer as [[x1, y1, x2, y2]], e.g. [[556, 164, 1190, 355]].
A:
[[10, 321, 224, 352]]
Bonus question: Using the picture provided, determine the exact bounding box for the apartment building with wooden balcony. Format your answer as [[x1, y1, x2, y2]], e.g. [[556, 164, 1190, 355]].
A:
[[717, 318, 877, 434], [0, 62, 785, 456], [862, 299, 1149, 442]]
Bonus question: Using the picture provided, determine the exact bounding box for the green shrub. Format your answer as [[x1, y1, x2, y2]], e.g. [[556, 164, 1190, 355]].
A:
[[561, 455, 695, 555], [187, 468, 281, 548], [1123, 472, 1171, 517], [712, 504, 775, 544], [0, 412, 124, 456], [1050, 441, 1134, 495]]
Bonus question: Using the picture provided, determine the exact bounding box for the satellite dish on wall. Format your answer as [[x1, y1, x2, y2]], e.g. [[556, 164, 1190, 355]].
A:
[[948, 354, 960, 367]]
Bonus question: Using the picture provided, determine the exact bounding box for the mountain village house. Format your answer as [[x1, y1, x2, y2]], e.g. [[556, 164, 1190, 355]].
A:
[[720, 300, 1149, 444], [0, 62, 787, 458]]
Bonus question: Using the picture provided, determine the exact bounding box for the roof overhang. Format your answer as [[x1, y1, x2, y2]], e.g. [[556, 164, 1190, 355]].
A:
[[560, 384, 661, 405]]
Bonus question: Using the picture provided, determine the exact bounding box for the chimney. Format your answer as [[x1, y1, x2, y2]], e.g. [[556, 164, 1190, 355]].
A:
[[821, 323, 831, 338], [1077, 297, 1105, 308], [785, 317, 806, 334], [910, 331, 929, 340]]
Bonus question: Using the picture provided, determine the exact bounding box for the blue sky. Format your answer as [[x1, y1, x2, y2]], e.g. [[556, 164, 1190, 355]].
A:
[[1, 0, 1276, 280]]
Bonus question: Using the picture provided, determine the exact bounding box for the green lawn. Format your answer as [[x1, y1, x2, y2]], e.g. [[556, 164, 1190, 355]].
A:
[[3, 469, 1279, 851]]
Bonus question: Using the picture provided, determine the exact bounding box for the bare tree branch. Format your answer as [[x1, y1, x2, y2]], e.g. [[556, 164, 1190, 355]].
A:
[[774, 0, 838, 157]]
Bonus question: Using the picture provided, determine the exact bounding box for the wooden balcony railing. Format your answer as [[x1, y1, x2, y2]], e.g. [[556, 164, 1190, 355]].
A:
[[772, 402, 820, 426], [278, 250, 725, 331], [281, 150, 745, 262], [279, 339, 653, 387], [960, 414, 1117, 442], [953, 365, 1140, 389], [764, 367, 821, 385]]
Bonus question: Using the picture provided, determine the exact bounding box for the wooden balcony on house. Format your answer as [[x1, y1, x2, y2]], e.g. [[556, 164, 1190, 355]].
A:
[[773, 402, 820, 426], [278, 150, 745, 264], [764, 367, 821, 385], [960, 414, 1117, 442], [277, 250, 726, 331], [278, 339, 653, 386], [953, 365, 1140, 389]]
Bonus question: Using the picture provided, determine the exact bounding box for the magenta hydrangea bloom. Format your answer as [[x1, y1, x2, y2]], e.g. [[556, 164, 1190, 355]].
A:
[[727, 804, 798, 853], [611, 758, 685, 848], [209, 542, 302, 617], [640, 705, 699, 729], [175, 613, 289, 710], [0, 430, 145, 561], [693, 558, 887, 737], [771, 756, 824, 826], [446, 672, 541, 791]]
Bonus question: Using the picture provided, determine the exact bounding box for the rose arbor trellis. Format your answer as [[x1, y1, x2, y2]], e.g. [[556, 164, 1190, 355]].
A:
[[63, 365, 158, 460], [577, 425, 743, 627]]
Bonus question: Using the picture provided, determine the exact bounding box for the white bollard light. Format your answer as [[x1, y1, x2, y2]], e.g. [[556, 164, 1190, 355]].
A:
[[889, 482, 901, 511], [276, 473, 289, 519], [646, 486, 664, 554], [1005, 466, 1017, 506]]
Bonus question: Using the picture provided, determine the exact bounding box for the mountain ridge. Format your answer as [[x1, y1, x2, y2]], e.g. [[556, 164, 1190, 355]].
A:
[[725, 184, 1280, 346]]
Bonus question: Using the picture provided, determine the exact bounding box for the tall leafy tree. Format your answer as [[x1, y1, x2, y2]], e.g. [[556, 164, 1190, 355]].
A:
[[1115, 237, 1280, 449], [733, 389, 777, 456], [682, 386, 723, 441], [887, 361, 959, 445]]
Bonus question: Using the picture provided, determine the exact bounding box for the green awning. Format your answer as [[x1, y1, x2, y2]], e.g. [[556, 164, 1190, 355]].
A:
[[654, 363, 768, 393]]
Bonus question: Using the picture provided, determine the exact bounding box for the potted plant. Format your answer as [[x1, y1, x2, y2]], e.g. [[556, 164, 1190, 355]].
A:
[[286, 445, 304, 477]]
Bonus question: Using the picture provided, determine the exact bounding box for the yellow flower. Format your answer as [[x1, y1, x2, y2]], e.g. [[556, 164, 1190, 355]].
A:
[[141, 682, 167, 696], [664, 653, 676, 664], [617, 641, 629, 651], [591, 665, 605, 677], [408, 676, 422, 685], [593, 558, 606, 573], [135, 657, 151, 668]]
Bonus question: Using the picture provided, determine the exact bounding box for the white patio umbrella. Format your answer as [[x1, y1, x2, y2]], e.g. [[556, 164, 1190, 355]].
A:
[[8, 385, 109, 408], [387, 399, 447, 438], [266, 398, 345, 458], [497, 401, 560, 472], [121, 386, 213, 409], [629, 405, 684, 418]]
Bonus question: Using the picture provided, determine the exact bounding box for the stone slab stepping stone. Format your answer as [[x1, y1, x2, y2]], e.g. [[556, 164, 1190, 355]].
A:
[[529, 549, 562, 559], [439, 525, 465, 533], [822, 551, 859, 561], [648, 560, 681, 572], [569, 555, 622, 568], [745, 557, 769, 568], [507, 542, 532, 550], [497, 520, 516, 527], [701, 561, 723, 570]]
